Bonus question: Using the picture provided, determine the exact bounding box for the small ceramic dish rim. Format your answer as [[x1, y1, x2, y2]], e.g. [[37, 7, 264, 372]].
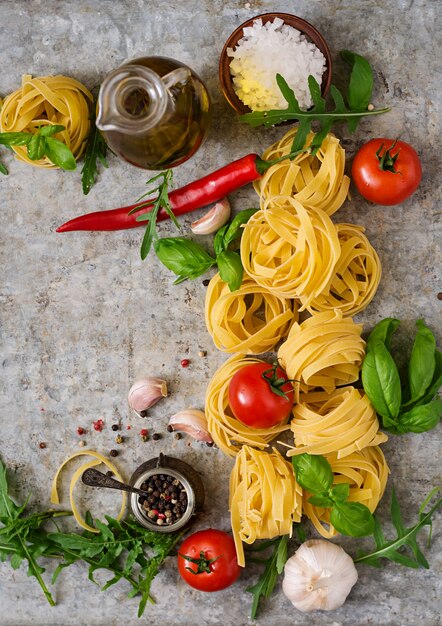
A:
[[219, 12, 332, 116]]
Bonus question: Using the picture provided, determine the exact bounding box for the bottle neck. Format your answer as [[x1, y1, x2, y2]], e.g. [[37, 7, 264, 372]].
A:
[[97, 65, 169, 134]]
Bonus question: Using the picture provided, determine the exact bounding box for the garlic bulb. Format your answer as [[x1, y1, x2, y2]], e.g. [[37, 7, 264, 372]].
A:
[[282, 539, 358, 612], [128, 378, 168, 414], [190, 198, 231, 235], [168, 409, 213, 443]]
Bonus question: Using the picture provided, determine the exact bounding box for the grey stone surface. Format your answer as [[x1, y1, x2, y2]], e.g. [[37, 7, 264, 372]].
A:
[[0, 0, 441, 624]]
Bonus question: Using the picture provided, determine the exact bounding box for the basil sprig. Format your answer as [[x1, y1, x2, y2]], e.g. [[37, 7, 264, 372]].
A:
[[292, 453, 374, 537], [0, 125, 76, 170], [155, 208, 257, 291], [241, 51, 390, 156], [362, 318, 442, 434]]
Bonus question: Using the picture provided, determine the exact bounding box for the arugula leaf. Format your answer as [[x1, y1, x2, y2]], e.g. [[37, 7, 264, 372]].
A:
[[246, 535, 289, 620], [81, 114, 109, 195], [0, 159, 7, 175], [240, 51, 390, 153], [354, 487, 442, 568]]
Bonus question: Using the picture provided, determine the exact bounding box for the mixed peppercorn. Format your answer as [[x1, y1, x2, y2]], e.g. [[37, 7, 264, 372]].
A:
[[138, 473, 188, 526]]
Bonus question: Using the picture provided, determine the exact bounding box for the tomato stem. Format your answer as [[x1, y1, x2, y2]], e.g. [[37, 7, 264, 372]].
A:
[[376, 139, 401, 173], [179, 550, 223, 575]]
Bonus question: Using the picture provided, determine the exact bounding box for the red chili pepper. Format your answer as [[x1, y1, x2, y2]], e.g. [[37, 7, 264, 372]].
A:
[[56, 154, 267, 233]]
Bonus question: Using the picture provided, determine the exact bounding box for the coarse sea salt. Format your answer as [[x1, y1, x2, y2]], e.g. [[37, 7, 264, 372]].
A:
[[227, 17, 326, 111]]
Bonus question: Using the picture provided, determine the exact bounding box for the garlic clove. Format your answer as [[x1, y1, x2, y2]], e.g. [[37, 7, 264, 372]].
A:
[[168, 409, 213, 443], [282, 539, 358, 612], [190, 198, 231, 235], [128, 378, 168, 414]]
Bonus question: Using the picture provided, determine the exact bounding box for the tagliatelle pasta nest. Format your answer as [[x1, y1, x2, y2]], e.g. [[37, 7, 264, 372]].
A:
[[253, 129, 350, 216], [205, 354, 290, 457], [205, 272, 296, 354], [229, 445, 303, 566], [240, 202, 341, 305], [285, 386, 388, 458], [0, 74, 93, 167], [277, 310, 365, 400], [303, 446, 390, 538], [301, 223, 382, 316]]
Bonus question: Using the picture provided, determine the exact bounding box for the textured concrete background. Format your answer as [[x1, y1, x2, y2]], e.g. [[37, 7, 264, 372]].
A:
[[0, 0, 441, 625]]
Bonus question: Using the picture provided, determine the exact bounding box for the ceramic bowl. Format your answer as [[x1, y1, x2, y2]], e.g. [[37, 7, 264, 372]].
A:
[[219, 12, 332, 116]]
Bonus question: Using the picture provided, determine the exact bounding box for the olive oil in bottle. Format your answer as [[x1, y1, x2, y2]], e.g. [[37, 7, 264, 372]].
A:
[[96, 56, 211, 170]]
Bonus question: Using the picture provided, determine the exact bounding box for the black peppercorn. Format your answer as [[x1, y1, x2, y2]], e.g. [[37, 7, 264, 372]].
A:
[[111, 424, 119, 431], [202, 279, 210, 286], [109, 449, 118, 457], [167, 425, 174, 433], [140, 410, 147, 417], [152, 433, 161, 441]]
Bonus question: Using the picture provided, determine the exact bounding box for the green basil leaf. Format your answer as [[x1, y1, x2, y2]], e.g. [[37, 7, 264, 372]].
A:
[[366, 318, 400, 353], [217, 250, 243, 292], [396, 398, 442, 434], [330, 483, 350, 503], [214, 224, 229, 257], [408, 350, 442, 408], [330, 501, 375, 537], [292, 454, 333, 494], [340, 50, 373, 111], [0, 132, 33, 147], [223, 208, 258, 247], [307, 494, 333, 507], [27, 134, 46, 161], [44, 137, 77, 170], [38, 124, 65, 137], [408, 319, 436, 402], [154, 237, 215, 281], [362, 342, 401, 419]]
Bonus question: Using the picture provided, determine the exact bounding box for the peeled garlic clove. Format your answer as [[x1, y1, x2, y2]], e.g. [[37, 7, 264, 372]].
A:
[[282, 539, 358, 612], [168, 409, 213, 443], [128, 378, 168, 413], [190, 198, 231, 235]]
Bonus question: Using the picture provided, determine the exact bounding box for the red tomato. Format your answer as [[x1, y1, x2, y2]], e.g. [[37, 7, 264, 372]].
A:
[[228, 362, 294, 429], [177, 529, 241, 592], [351, 138, 422, 205]]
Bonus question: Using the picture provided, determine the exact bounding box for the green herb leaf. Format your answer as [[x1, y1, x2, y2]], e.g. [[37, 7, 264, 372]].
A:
[[214, 224, 229, 257], [38, 124, 65, 137], [362, 342, 402, 420], [330, 501, 375, 536], [292, 453, 334, 494], [366, 318, 400, 353], [154, 237, 216, 281], [355, 487, 441, 568], [407, 350, 442, 408], [240, 53, 390, 146], [308, 494, 333, 507], [0, 159, 8, 175], [0, 132, 33, 147], [223, 208, 258, 246], [395, 398, 442, 434], [408, 319, 436, 402], [28, 134, 46, 161], [330, 483, 350, 503], [44, 137, 77, 170], [246, 534, 289, 620], [340, 50, 374, 130], [217, 250, 243, 291], [81, 115, 109, 195]]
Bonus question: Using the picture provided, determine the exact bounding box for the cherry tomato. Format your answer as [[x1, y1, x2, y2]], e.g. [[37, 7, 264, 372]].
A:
[[351, 138, 422, 206], [228, 362, 294, 429], [177, 529, 241, 592]]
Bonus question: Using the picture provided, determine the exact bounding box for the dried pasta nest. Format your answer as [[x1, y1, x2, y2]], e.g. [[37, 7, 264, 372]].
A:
[[303, 446, 390, 538], [205, 354, 290, 457], [285, 386, 388, 459], [229, 445, 303, 566], [205, 272, 296, 354], [253, 129, 350, 216], [0, 74, 93, 167], [277, 310, 366, 400], [240, 203, 341, 305], [301, 223, 382, 316]]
